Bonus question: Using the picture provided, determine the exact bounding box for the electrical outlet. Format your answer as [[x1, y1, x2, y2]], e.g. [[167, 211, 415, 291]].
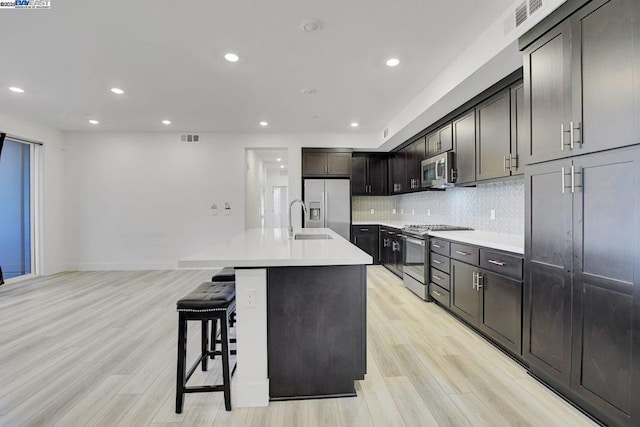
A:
[[490, 209, 496, 220], [245, 289, 256, 308], [392, 208, 397, 215], [370, 209, 375, 215], [427, 209, 431, 216]]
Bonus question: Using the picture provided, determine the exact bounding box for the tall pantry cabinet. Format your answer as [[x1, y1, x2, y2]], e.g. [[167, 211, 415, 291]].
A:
[[522, 0, 640, 425]]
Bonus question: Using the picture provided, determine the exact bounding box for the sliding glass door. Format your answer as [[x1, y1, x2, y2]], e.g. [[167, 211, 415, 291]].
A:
[[0, 135, 33, 282]]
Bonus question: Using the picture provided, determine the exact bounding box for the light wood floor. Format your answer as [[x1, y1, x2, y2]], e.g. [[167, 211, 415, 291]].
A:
[[0, 267, 597, 426]]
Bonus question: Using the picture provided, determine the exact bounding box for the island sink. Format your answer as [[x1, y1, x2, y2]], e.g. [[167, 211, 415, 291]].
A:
[[294, 233, 333, 240]]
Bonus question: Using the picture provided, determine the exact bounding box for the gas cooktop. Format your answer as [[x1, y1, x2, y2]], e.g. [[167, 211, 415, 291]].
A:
[[402, 224, 473, 237]]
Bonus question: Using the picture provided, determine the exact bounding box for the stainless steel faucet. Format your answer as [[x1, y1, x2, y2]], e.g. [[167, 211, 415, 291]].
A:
[[288, 199, 308, 238]]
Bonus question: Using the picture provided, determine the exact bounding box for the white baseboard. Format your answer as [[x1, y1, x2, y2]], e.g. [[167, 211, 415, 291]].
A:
[[65, 262, 179, 271], [231, 379, 270, 407]]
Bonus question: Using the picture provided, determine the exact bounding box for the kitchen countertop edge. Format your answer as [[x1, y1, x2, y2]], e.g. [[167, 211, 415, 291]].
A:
[[352, 221, 524, 254]]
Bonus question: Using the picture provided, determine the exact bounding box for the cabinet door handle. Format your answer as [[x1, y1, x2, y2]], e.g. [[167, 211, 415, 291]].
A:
[[360, 228, 369, 232], [472, 271, 477, 290], [455, 250, 470, 256], [433, 275, 444, 281], [432, 259, 442, 264], [432, 290, 443, 297], [561, 123, 571, 150], [432, 244, 442, 248], [503, 155, 508, 172], [354, 236, 358, 244], [570, 120, 574, 150], [476, 274, 484, 291], [561, 166, 566, 194], [487, 259, 505, 266], [573, 121, 582, 147]]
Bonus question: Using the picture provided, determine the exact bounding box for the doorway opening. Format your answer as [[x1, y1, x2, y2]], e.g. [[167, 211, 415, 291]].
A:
[[245, 148, 288, 230]]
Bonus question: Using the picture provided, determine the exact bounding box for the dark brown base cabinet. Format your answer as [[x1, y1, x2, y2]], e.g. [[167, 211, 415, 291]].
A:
[[379, 226, 403, 278], [430, 240, 524, 358], [449, 260, 523, 357], [525, 146, 640, 426], [351, 225, 379, 264]]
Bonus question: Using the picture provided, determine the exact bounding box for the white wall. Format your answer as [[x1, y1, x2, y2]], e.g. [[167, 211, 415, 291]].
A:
[[63, 131, 376, 270], [0, 112, 65, 276]]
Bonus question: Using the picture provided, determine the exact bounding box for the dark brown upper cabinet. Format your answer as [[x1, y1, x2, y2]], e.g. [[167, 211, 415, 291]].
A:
[[452, 110, 476, 185], [476, 89, 512, 181], [510, 83, 526, 176], [351, 153, 387, 195], [523, 0, 640, 165], [407, 137, 426, 191], [389, 137, 426, 194], [426, 123, 453, 157], [302, 150, 352, 177], [388, 151, 406, 194]]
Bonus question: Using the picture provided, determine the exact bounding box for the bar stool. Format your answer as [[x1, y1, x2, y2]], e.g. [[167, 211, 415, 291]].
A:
[[175, 281, 236, 413], [211, 266, 235, 282]]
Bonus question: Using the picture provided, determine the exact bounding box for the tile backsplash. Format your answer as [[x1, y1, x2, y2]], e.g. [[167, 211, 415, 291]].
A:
[[353, 179, 524, 235]]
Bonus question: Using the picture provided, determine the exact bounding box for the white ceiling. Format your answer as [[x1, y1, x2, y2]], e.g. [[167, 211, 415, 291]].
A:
[[0, 0, 515, 134]]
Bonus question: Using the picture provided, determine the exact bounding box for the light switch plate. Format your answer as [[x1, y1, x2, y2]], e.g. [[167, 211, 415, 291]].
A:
[[490, 209, 496, 220]]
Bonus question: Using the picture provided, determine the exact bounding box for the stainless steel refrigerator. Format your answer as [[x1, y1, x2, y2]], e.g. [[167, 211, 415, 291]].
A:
[[303, 179, 351, 240]]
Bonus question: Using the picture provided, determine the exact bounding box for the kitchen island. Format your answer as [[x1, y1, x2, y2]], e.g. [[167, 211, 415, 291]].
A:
[[178, 228, 372, 407]]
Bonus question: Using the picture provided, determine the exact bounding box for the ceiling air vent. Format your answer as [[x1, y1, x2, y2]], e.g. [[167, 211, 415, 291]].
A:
[[180, 134, 200, 143], [515, 1, 528, 27], [529, 0, 543, 14], [383, 128, 389, 139]]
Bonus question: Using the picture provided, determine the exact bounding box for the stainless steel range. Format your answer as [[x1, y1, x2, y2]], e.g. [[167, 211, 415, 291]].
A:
[[402, 224, 472, 300]]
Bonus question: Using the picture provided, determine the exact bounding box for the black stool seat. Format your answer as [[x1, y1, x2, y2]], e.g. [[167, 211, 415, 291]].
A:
[[212, 267, 235, 282], [175, 281, 236, 414], [177, 281, 235, 311]]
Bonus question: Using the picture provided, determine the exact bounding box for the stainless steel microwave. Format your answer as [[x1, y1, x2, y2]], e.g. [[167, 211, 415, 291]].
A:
[[421, 152, 455, 189]]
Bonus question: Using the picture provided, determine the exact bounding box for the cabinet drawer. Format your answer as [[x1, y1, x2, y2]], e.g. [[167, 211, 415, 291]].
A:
[[430, 238, 450, 256], [480, 249, 523, 280], [430, 268, 450, 291], [430, 283, 450, 307], [430, 253, 450, 273], [451, 243, 479, 264]]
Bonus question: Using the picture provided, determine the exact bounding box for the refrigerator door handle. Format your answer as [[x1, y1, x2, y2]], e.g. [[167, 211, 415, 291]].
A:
[[323, 191, 328, 228]]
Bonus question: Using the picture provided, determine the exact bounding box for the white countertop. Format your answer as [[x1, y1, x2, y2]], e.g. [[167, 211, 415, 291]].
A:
[[178, 228, 373, 269], [352, 220, 406, 229], [427, 230, 524, 254], [353, 221, 524, 254]]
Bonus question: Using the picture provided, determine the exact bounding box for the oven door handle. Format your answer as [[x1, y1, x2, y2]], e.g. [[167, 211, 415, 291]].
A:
[[404, 237, 425, 246], [402, 236, 424, 246]]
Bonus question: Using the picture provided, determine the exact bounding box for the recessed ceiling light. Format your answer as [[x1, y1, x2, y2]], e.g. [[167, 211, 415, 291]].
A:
[[350, 122, 359, 128], [386, 58, 400, 67], [276, 158, 282, 162], [300, 18, 323, 33], [9, 86, 24, 93], [259, 121, 269, 127], [162, 120, 171, 125], [280, 165, 285, 169], [110, 87, 124, 95], [88, 119, 99, 125], [224, 53, 239, 62], [301, 88, 317, 95]]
